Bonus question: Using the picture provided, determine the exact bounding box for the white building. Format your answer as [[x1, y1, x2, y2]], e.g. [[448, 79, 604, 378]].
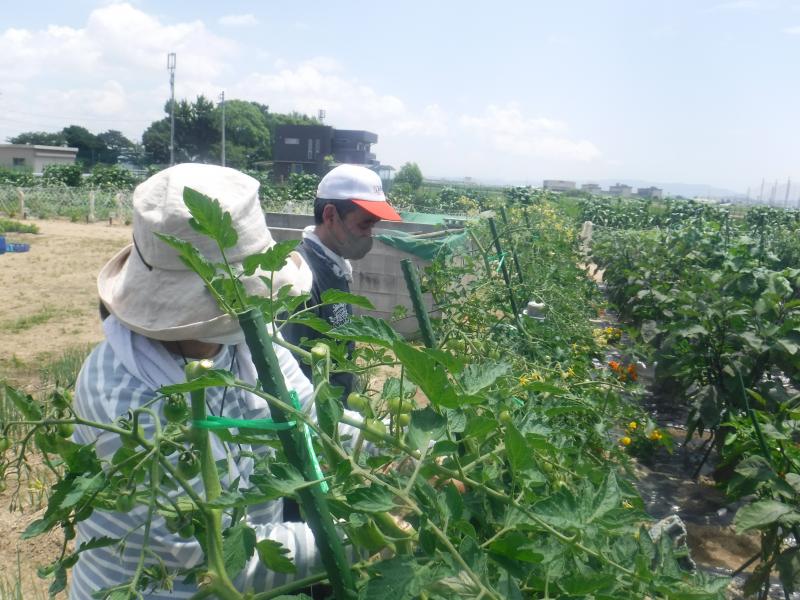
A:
[[0, 144, 78, 173], [543, 179, 576, 192]]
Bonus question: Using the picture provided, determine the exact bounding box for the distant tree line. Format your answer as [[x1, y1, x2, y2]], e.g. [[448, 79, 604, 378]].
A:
[[6, 96, 319, 172]]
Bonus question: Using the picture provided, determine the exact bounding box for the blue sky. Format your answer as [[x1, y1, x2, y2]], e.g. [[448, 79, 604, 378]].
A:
[[1, 1, 798, 195]]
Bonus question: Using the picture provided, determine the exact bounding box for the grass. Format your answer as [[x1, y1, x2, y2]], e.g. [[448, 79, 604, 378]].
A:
[[0, 218, 39, 235], [38, 343, 93, 389], [0, 307, 82, 334]]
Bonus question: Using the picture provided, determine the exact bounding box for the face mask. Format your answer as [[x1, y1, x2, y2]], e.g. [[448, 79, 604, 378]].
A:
[[198, 329, 247, 346]]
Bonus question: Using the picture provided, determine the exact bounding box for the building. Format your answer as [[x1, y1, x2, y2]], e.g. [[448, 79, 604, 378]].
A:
[[581, 183, 602, 194], [542, 179, 576, 192], [609, 183, 633, 197], [0, 144, 78, 173], [272, 125, 380, 180], [637, 186, 663, 199]]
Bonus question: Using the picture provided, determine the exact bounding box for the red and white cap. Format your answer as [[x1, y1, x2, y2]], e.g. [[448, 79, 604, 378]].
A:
[[317, 164, 402, 221]]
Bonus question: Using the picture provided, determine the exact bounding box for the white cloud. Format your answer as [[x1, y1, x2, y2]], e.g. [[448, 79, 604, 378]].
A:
[[459, 104, 600, 161], [234, 59, 421, 132], [218, 14, 259, 27], [784, 25, 800, 34]]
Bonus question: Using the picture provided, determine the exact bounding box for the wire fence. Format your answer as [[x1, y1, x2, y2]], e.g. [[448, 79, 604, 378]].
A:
[[0, 185, 471, 224], [0, 186, 134, 223]]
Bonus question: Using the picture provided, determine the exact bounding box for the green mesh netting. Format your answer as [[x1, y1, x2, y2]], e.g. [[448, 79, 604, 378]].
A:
[[375, 229, 469, 260]]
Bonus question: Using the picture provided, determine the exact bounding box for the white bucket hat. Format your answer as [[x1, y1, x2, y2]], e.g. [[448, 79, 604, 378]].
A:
[[98, 163, 312, 341]]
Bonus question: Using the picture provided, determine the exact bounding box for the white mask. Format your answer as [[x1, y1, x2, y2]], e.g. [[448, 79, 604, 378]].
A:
[[198, 329, 247, 346]]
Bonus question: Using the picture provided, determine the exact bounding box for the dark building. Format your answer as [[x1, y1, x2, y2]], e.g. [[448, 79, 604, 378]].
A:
[[272, 125, 379, 180]]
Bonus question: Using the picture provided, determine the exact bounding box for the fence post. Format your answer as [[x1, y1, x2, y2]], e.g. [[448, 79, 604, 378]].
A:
[[115, 192, 123, 225], [16, 188, 25, 219], [88, 190, 96, 223]]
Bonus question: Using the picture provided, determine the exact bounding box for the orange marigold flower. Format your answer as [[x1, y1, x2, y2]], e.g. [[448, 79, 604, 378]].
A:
[[608, 360, 621, 372], [627, 363, 638, 381]]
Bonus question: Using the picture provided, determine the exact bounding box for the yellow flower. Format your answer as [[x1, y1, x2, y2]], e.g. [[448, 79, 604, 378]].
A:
[[628, 421, 638, 431], [519, 375, 530, 386], [620, 436, 632, 446], [622, 500, 633, 509], [648, 430, 663, 441]]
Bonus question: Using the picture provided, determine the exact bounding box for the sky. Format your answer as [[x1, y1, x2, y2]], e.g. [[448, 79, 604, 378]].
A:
[[1, 0, 799, 196]]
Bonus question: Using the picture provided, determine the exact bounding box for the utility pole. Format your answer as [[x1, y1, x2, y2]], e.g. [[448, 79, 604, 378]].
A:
[[219, 91, 226, 167], [770, 180, 777, 205], [318, 109, 326, 123], [167, 52, 176, 166], [784, 177, 791, 208]]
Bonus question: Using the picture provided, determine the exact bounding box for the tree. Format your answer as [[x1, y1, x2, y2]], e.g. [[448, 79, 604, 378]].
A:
[[217, 100, 271, 168], [62, 125, 105, 170], [394, 162, 423, 191], [96, 130, 135, 165], [8, 131, 67, 146]]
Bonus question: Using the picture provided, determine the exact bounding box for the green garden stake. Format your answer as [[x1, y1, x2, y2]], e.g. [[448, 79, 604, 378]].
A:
[[401, 258, 437, 349], [487, 217, 521, 319], [238, 308, 355, 599], [499, 206, 525, 284]]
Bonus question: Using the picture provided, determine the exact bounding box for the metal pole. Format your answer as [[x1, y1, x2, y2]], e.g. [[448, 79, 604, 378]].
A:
[[219, 91, 226, 167], [400, 259, 437, 349], [167, 53, 176, 166], [488, 217, 521, 319]]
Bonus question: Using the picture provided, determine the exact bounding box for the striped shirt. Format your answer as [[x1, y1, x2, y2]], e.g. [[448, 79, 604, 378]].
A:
[[69, 323, 330, 599]]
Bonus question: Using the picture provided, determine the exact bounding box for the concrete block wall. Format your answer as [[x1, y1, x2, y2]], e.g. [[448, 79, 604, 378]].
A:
[[269, 225, 436, 337], [265, 212, 441, 235]]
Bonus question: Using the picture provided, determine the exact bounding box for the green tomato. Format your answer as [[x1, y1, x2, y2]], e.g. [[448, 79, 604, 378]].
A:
[[115, 491, 136, 513], [498, 410, 512, 425], [162, 394, 188, 424], [396, 413, 411, 427], [57, 422, 75, 438], [178, 520, 195, 539], [363, 419, 387, 443], [387, 397, 414, 414], [177, 451, 200, 479], [346, 393, 370, 415]]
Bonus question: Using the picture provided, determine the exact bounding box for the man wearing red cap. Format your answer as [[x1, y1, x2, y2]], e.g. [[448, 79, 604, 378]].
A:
[[283, 164, 401, 397]]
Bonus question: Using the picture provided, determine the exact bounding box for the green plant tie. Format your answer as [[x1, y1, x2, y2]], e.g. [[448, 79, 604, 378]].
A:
[[192, 415, 297, 431], [289, 389, 329, 494], [192, 390, 329, 493], [491, 251, 508, 271]]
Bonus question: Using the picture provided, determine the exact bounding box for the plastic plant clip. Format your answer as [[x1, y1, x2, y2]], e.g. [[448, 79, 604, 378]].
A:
[[522, 300, 546, 321], [289, 389, 329, 494]]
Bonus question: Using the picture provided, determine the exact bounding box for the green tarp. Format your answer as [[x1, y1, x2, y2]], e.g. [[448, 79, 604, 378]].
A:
[[375, 229, 469, 261]]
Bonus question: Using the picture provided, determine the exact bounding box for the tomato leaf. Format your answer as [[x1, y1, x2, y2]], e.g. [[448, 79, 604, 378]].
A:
[[243, 239, 299, 275], [256, 539, 297, 574], [184, 187, 238, 249]]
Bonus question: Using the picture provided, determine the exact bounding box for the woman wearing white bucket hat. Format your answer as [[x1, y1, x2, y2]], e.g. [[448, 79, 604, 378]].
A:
[[69, 164, 342, 599]]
